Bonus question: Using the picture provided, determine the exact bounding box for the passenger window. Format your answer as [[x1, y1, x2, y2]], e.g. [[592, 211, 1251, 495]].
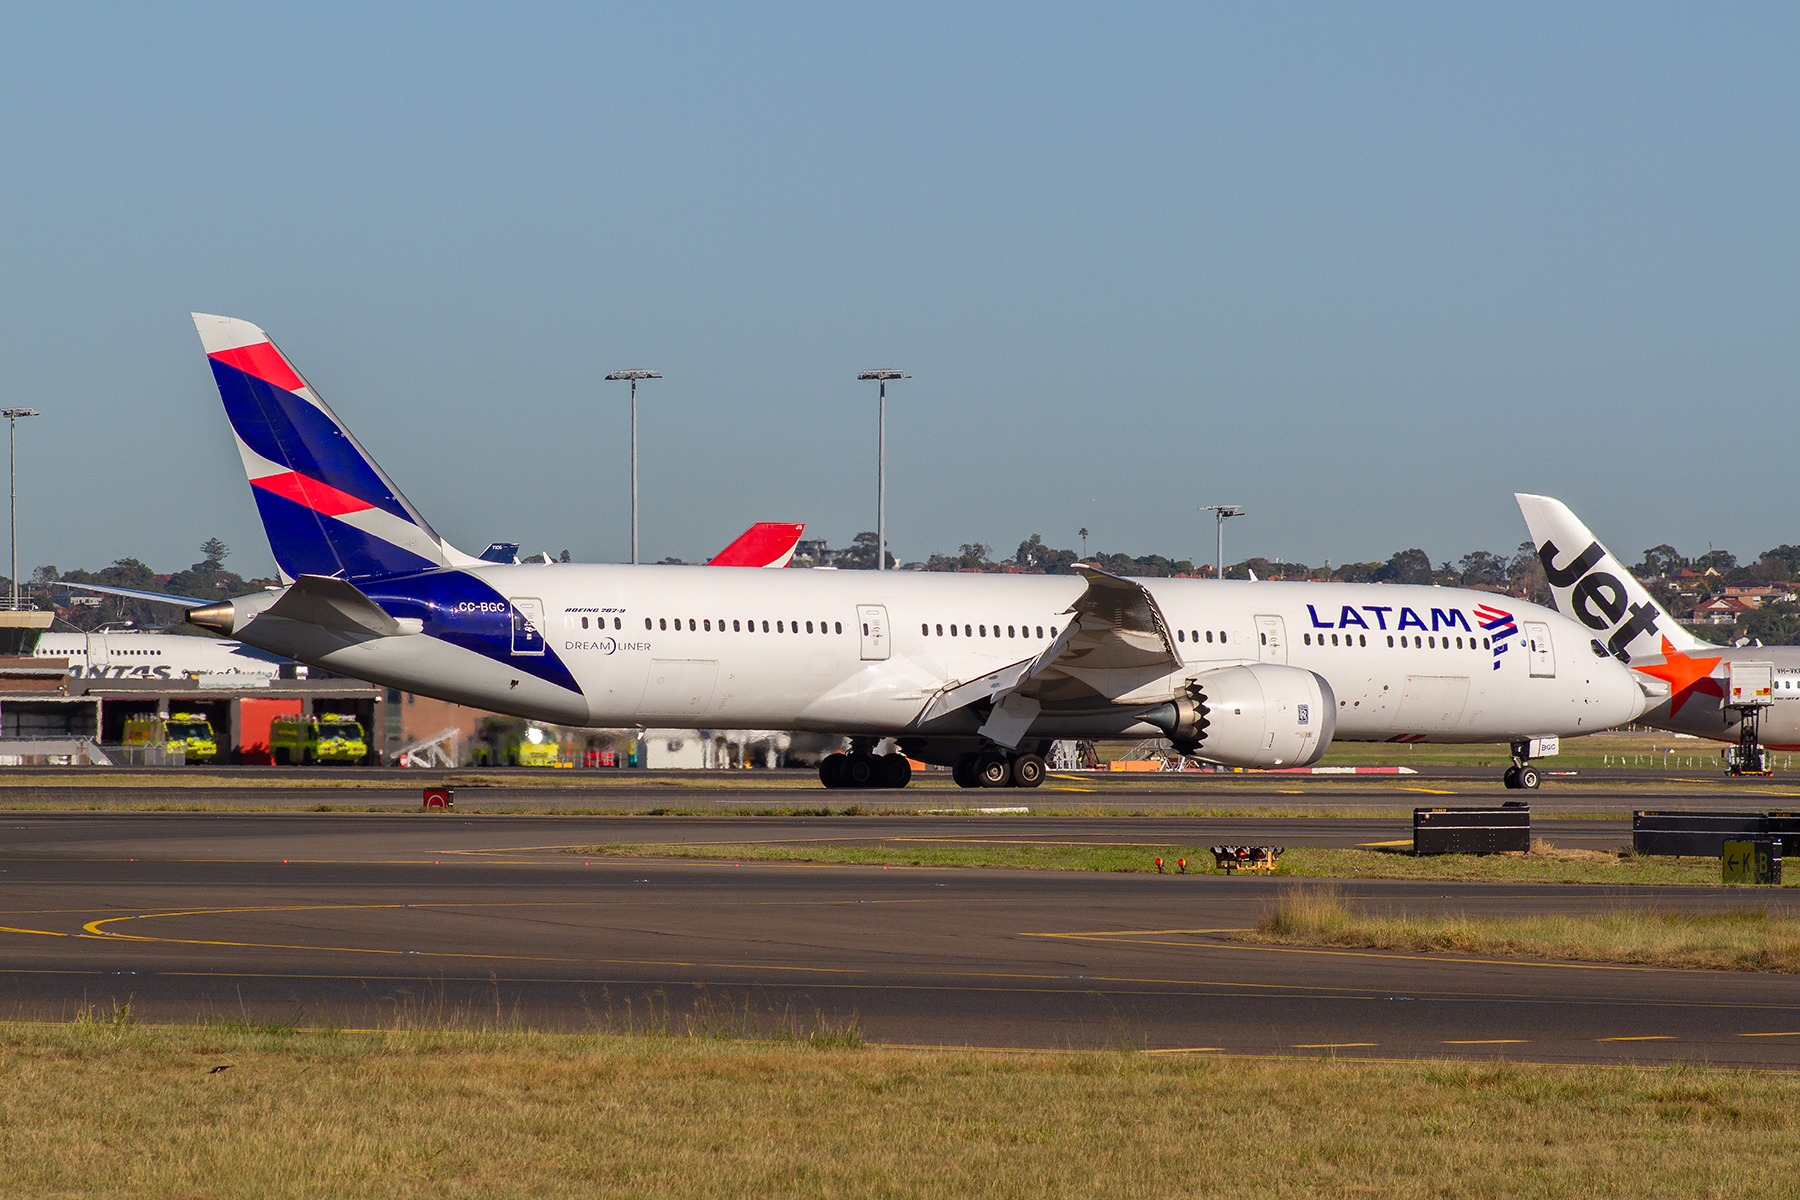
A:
[[950, 624, 958, 637], [1359, 635, 1366, 647], [1331, 634, 1338, 646], [1304, 633, 1311, 645], [645, 618, 653, 630], [1178, 630, 1185, 642], [1036, 626, 1044, 638], [777, 621, 785, 633], [922, 623, 929, 635], [1428, 636, 1435, 648], [581, 617, 588, 629], [1220, 631, 1227, 643], [690, 619, 697, 631], [614, 618, 622, 630], [1206, 630, 1214, 643], [807, 621, 814, 633], [1387, 635, 1394, 647], [1049, 626, 1057, 637], [938, 624, 945, 636], [762, 621, 770, 632], [835, 622, 842, 634], [1008, 626, 1015, 637], [1483, 637, 1489, 648], [1260, 633, 1267, 645], [733, 620, 740, 632]]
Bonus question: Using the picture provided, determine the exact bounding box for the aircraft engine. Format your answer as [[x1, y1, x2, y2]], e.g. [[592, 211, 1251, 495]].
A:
[[1139, 663, 1336, 769]]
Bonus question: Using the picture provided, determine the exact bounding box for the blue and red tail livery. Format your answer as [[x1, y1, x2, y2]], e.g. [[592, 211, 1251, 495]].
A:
[[193, 314, 475, 582]]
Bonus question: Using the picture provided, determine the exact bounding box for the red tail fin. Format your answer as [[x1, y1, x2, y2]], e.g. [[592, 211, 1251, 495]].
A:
[[708, 523, 805, 568]]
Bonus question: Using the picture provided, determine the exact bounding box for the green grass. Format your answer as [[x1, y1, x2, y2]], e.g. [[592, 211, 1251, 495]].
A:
[[572, 838, 1748, 885], [3, 1022, 1799, 1198], [1240, 884, 1800, 972]]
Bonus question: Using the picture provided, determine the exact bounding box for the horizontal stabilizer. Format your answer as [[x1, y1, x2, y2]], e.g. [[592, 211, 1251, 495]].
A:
[[263, 574, 420, 638], [61, 581, 225, 609]]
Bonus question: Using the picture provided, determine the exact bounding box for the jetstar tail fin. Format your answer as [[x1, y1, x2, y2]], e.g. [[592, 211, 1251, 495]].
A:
[[1514, 493, 1710, 662], [193, 314, 479, 583]]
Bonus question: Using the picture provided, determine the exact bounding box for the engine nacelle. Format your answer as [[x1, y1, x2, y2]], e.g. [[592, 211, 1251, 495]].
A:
[[1139, 663, 1335, 769]]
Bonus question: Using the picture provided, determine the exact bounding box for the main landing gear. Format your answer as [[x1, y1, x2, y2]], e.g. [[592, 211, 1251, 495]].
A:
[[952, 750, 1045, 790], [819, 741, 912, 790], [1502, 739, 1540, 790]]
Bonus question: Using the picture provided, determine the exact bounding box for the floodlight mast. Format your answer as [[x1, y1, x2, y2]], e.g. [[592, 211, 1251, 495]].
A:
[[605, 371, 661, 565], [856, 371, 909, 571], [1202, 505, 1245, 581], [0, 408, 37, 611]]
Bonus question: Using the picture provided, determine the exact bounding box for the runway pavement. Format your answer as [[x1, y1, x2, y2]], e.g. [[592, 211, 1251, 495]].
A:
[[4, 765, 1800, 814], [3, 812, 1799, 1066]]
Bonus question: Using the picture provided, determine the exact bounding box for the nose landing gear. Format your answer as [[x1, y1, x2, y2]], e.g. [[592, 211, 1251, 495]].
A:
[[1503, 739, 1540, 790]]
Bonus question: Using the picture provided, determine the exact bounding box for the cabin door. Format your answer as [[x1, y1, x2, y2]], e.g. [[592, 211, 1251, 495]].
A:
[[1523, 621, 1555, 678], [1255, 615, 1287, 664], [510, 598, 546, 656], [857, 605, 891, 661]]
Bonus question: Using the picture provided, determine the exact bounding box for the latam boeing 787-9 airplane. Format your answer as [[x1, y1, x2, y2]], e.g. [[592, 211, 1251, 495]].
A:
[[77, 315, 1649, 790]]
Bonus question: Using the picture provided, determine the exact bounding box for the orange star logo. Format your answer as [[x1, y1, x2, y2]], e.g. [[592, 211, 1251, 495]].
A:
[[1631, 637, 1725, 716]]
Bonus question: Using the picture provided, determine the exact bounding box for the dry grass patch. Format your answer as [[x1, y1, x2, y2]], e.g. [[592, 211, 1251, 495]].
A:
[[577, 839, 1730, 885], [1, 1023, 1798, 1198], [1239, 884, 1800, 972]]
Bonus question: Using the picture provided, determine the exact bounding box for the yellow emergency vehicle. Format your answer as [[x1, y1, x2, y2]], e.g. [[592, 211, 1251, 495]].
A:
[[270, 713, 369, 765], [123, 712, 218, 763]]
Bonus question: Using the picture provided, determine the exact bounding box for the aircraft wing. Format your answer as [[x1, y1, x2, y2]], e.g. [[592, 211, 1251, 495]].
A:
[[922, 566, 1185, 744], [707, 522, 805, 567]]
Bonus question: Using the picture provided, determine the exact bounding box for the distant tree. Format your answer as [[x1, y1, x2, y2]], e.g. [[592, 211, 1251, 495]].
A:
[[1504, 541, 1549, 604], [1638, 544, 1685, 578], [559, 549, 572, 563], [1373, 549, 1433, 585], [1696, 548, 1738, 573], [1457, 551, 1509, 588], [1332, 561, 1383, 584], [841, 531, 896, 570], [1078, 528, 1089, 557], [200, 537, 230, 568]]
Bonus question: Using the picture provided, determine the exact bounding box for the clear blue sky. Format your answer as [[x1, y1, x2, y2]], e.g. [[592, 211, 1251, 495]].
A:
[[1, 3, 1793, 579]]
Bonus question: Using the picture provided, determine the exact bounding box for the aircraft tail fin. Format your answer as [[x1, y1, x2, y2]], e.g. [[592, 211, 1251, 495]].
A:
[[1514, 493, 1709, 662], [707, 522, 805, 568], [193, 314, 478, 582]]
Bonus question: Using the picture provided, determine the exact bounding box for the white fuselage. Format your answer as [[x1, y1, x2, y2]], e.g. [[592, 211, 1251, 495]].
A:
[[237, 566, 1646, 745], [34, 631, 290, 681]]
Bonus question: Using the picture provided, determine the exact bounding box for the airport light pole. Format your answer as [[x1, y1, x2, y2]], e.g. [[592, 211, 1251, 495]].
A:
[[605, 371, 660, 565], [856, 371, 909, 570], [1, 408, 38, 611], [1202, 504, 1244, 581]]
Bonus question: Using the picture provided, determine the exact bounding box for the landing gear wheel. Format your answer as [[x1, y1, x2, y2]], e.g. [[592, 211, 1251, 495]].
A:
[[952, 754, 980, 789], [1009, 754, 1046, 789], [975, 753, 1012, 788], [819, 753, 848, 788], [877, 753, 912, 789], [1518, 766, 1540, 790], [844, 753, 877, 788], [1502, 766, 1520, 789]]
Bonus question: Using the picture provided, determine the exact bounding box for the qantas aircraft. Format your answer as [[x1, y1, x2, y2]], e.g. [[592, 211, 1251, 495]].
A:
[[1518, 493, 1800, 765], [84, 315, 1649, 790]]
